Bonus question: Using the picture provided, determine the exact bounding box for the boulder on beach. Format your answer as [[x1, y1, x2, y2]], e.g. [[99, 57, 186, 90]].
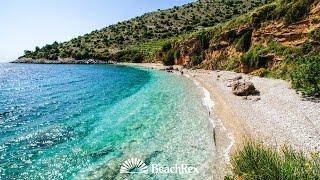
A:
[[232, 81, 259, 96]]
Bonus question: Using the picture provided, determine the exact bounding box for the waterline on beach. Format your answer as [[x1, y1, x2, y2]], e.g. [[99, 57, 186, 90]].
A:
[[184, 72, 235, 165]]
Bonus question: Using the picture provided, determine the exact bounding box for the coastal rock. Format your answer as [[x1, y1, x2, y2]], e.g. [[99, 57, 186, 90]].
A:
[[165, 66, 174, 71], [232, 81, 259, 96]]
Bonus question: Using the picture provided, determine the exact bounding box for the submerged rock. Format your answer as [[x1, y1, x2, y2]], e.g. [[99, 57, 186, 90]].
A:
[[232, 81, 259, 96], [89, 147, 115, 158], [144, 150, 163, 165]]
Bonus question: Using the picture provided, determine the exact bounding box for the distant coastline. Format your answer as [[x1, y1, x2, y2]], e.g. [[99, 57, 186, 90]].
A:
[[12, 58, 110, 64]]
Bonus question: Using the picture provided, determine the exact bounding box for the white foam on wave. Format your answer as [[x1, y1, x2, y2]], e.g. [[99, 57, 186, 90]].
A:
[[184, 73, 235, 164], [191, 79, 215, 128], [216, 118, 235, 163], [202, 87, 214, 112]]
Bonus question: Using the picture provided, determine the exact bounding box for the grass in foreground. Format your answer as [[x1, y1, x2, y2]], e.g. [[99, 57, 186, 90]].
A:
[[229, 141, 320, 180]]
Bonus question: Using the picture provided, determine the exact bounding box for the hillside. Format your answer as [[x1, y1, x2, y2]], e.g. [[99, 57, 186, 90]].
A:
[[19, 0, 263, 61], [155, 0, 320, 96], [17, 0, 319, 96]]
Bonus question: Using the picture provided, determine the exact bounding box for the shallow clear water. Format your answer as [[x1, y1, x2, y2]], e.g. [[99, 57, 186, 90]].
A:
[[0, 63, 214, 179]]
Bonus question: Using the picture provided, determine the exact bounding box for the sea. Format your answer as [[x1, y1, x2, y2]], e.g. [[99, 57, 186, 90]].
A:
[[0, 63, 215, 179]]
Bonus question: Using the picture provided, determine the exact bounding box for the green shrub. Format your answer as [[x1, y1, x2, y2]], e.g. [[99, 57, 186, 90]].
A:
[[301, 42, 313, 54], [240, 48, 260, 68], [283, 0, 310, 25], [231, 141, 320, 179], [174, 50, 181, 59], [225, 57, 240, 71], [309, 29, 320, 42], [111, 50, 144, 63], [251, 3, 277, 25], [240, 41, 301, 72], [291, 56, 320, 96], [161, 42, 172, 52], [198, 32, 210, 50], [162, 49, 175, 66], [235, 31, 253, 52], [191, 55, 202, 66]]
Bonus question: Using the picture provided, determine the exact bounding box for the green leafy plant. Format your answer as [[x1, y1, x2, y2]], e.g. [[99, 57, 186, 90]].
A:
[[198, 32, 210, 50], [236, 31, 253, 52], [283, 0, 311, 25], [161, 42, 172, 52], [110, 50, 144, 63], [191, 55, 202, 66], [250, 3, 277, 26], [291, 56, 320, 96], [309, 29, 320, 42], [162, 49, 175, 66], [231, 141, 320, 179], [174, 49, 181, 59]]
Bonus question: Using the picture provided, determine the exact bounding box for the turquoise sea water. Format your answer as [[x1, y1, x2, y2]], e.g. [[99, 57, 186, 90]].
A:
[[0, 64, 215, 179]]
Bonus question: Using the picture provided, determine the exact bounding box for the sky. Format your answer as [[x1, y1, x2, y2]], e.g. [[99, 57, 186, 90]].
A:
[[0, 0, 194, 62]]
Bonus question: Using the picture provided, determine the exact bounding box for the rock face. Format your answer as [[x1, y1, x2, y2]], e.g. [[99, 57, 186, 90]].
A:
[[232, 81, 259, 96]]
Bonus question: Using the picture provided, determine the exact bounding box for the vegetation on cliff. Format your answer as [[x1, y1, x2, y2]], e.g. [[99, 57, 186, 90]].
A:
[[154, 0, 320, 96]]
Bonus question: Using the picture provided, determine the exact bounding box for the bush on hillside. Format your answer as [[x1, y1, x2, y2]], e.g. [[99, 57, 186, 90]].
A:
[[162, 49, 175, 66], [111, 50, 144, 63], [174, 50, 181, 59], [291, 56, 320, 96], [240, 41, 301, 71], [236, 31, 253, 52], [198, 32, 210, 50], [251, 3, 277, 26], [230, 141, 320, 179], [161, 42, 172, 52], [309, 29, 320, 42], [301, 42, 313, 54], [191, 55, 202, 66], [283, 0, 311, 25], [240, 47, 261, 68], [249, 0, 314, 26]]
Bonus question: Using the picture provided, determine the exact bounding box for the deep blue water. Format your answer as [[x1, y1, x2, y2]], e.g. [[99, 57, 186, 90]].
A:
[[0, 63, 214, 179]]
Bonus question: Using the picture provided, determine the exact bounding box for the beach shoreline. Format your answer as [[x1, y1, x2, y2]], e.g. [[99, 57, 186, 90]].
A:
[[126, 62, 320, 176]]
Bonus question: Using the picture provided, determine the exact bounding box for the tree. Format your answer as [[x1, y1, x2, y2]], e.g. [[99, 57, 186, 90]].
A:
[[24, 50, 32, 56]]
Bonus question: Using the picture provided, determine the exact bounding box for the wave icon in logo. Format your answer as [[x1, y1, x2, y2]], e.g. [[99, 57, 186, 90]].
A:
[[120, 158, 148, 174]]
